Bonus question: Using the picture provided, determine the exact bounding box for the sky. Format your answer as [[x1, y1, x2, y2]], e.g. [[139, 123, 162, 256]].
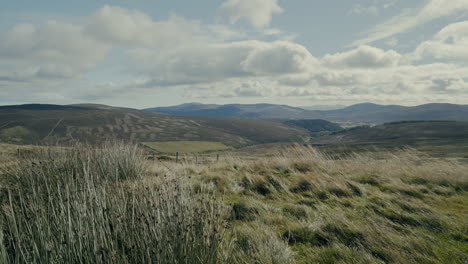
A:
[[1, 0, 468, 108]]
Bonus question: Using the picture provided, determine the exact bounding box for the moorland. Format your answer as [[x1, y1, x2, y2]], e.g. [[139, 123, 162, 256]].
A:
[[0, 102, 467, 263]]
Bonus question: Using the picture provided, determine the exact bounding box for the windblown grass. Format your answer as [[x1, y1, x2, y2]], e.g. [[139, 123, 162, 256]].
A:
[[1, 143, 467, 263], [0, 143, 230, 263], [175, 145, 468, 263]]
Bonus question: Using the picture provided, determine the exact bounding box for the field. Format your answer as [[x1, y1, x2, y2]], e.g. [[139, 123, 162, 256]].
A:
[[142, 141, 232, 153], [0, 143, 467, 263]]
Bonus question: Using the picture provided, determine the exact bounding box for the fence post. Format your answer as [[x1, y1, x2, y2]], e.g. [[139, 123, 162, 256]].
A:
[[216, 154, 219, 162], [176, 152, 179, 163]]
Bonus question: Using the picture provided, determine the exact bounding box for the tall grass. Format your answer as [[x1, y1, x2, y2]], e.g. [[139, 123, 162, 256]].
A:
[[0, 143, 229, 263], [185, 145, 468, 263], [1, 143, 467, 263]]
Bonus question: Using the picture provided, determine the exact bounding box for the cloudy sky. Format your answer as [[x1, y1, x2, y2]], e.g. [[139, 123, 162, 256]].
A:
[[1, 0, 468, 108]]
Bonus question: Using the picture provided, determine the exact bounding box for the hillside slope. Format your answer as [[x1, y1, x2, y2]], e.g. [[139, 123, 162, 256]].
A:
[[145, 103, 311, 119], [0, 104, 308, 146], [312, 121, 468, 146], [145, 103, 468, 123], [283, 119, 342, 133]]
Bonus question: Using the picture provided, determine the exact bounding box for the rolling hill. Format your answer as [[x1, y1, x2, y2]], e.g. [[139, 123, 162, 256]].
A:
[[318, 121, 468, 144], [282, 119, 342, 134], [310, 120, 468, 157], [145, 103, 311, 119], [0, 104, 309, 147], [145, 103, 468, 123]]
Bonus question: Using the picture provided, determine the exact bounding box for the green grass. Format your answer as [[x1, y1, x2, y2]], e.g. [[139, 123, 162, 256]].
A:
[[143, 141, 232, 153], [0, 126, 39, 143], [1, 143, 467, 263], [188, 145, 468, 263], [312, 121, 468, 159], [0, 143, 231, 263]]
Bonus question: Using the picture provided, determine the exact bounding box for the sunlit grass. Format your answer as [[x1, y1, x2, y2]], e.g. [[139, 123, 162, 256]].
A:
[[1, 143, 467, 263], [143, 141, 232, 153]]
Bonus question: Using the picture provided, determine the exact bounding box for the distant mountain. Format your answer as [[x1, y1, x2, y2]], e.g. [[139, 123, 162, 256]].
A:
[[316, 103, 468, 123], [145, 103, 310, 119], [145, 103, 468, 123], [300, 105, 347, 111], [0, 104, 308, 146]]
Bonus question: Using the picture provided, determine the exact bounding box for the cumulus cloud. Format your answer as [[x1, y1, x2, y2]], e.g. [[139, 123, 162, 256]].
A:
[[85, 5, 209, 48], [241, 41, 317, 74], [218, 0, 283, 28], [0, 21, 109, 83], [128, 40, 317, 86], [322, 45, 401, 68], [414, 21, 468, 60], [352, 0, 468, 46], [1, 4, 467, 106]]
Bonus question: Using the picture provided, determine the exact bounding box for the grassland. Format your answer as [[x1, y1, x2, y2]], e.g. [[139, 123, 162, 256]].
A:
[[142, 141, 232, 153], [178, 147, 468, 263], [0, 143, 467, 263], [310, 121, 468, 160]]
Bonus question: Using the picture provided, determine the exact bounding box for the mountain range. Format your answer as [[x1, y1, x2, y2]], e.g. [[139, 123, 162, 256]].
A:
[[0, 104, 312, 146], [145, 102, 468, 123]]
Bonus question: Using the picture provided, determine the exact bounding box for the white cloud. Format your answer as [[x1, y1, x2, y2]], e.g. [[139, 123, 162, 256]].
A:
[[322, 45, 401, 68], [218, 0, 283, 28], [241, 41, 317, 74], [1, 4, 467, 106], [127, 40, 317, 86], [414, 21, 468, 60], [0, 20, 109, 83], [85, 5, 210, 48], [352, 0, 468, 46], [349, 5, 379, 16], [349, 0, 398, 16]]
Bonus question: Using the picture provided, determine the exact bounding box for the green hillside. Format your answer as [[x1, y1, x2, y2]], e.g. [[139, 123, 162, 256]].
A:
[[0, 104, 308, 147], [311, 121, 468, 157]]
